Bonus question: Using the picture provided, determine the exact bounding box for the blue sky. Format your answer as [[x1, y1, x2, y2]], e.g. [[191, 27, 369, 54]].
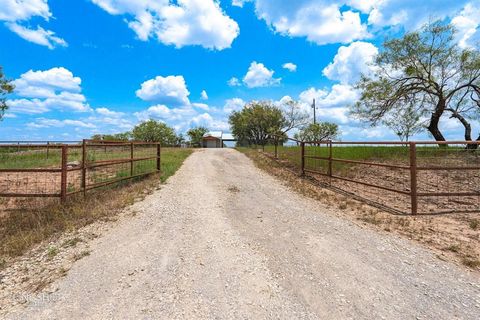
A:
[[1, 0, 479, 141]]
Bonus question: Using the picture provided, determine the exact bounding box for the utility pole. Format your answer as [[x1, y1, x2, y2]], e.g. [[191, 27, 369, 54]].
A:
[[312, 98, 316, 124]]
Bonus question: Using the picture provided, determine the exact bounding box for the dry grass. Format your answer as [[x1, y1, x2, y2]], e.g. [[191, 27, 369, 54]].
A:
[[0, 149, 193, 268], [0, 176, 158, 263], [470, 219, 479, 230], [240, 148, 480, 272]]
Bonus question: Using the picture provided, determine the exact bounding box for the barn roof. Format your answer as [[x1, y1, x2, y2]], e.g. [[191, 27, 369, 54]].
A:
[[203, 131, 222, 139], [222, 133, 235, 140], [202, 131, 235, 140]]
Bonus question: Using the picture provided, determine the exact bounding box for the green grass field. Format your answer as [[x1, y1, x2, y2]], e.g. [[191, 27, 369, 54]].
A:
[[257, 144, 476, 174], [0, 147, 193, 262], [0, 145, 163, 170], [88, 147, 192, 186], [0, 146, 193, 193]]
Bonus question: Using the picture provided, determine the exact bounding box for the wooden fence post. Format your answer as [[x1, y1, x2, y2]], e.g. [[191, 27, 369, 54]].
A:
[[301, 142, 305, 176], [130, 142, 134, 177], [409, 142, 418, 215], [60, 145, 68, 203], [46, 141, 50, 159], [157, 143, 161, 172], [81, 139, 87, 196]]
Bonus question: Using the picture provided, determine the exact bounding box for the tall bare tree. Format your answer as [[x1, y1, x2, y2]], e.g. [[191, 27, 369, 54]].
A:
[[278, 99, 309, 135]]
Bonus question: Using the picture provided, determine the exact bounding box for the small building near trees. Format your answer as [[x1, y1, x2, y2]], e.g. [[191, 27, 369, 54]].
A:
[[202, 131, 236, 148]]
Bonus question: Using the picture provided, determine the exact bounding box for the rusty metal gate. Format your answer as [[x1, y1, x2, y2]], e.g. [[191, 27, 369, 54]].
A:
[[0, 140, 161, 203]]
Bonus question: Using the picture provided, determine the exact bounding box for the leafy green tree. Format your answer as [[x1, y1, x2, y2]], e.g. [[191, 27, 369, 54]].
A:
[[229, 100, 307, 146], [187, 126, 208, 147], [176, 133, 186, 146], [131, 120, 177, 146], [0, 66, 14, 121], [352, 21, 480, 143], [229, 101, 284, 146], [294, 122, 340, 142], [91, 132, 131, 141]]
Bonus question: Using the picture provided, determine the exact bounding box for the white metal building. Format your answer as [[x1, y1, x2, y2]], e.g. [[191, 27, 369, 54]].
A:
[[202, 132, 236, 148]]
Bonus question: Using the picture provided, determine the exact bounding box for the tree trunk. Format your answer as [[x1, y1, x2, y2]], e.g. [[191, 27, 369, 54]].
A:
[[427, 100, 446, 145], [473, 134, 480, 150], [449, 110, 478, 150], [451, 113, 472, 141]]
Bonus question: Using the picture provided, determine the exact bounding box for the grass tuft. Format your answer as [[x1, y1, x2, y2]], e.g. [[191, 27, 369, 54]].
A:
[[47, 246, 59, 259], [62, 237, 83, 248], [469, 219, 479, 230], [72, 250, 90, 261]]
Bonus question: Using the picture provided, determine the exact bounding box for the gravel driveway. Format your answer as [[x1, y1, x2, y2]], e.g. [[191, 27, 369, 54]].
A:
[[6, 148, 480, 319]]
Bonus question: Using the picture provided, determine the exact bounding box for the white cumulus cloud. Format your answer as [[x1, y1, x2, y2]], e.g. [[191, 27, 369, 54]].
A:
[[452, 1, 480, 49], [251, 0, 369, 45], [223, 98, 245, 113], [238, 0, 474, 47], [9, 67, 90, 114], [91, 0, 239, 50], [136, 75, 190, 106], [200, 90, 209, 100], [27, 118, 96, 129], [228, 77, 241, 87], [282, 62, 297, 72], [323, 41, 378, 84], [243, 61, 281, 88], [0, 0, 51, 21], [299, 84, 359, 124], [0, 0, 66, 48], [6, 23, 67, 49], [366, 0, 470, 30]]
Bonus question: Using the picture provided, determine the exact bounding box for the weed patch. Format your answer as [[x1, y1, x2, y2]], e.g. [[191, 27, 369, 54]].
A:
[[462, 257, 480, 269], [469, 219, 479, 230]]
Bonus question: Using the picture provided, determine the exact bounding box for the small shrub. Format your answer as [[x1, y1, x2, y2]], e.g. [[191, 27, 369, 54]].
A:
[[462, 257, 480, 269], [469, 219, 479, 230], [47, 246, 59, 259], [62, 237, 83, 248], [445, 245, 460, 253]]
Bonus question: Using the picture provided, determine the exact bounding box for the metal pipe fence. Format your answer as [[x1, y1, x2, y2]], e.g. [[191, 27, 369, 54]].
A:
[[261, 137, 480, 215], [0, 140, 161, 203]]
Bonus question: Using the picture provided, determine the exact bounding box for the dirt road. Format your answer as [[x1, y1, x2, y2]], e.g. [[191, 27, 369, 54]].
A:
[[6, 149, 480, 319]]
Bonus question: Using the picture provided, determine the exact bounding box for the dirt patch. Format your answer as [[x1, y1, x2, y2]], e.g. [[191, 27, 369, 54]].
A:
[[242, 149, 480, 272]]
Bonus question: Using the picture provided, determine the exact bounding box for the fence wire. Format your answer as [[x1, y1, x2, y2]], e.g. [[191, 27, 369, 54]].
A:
[[262, 138, 480, 215], [0, 141, 161, 212]]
